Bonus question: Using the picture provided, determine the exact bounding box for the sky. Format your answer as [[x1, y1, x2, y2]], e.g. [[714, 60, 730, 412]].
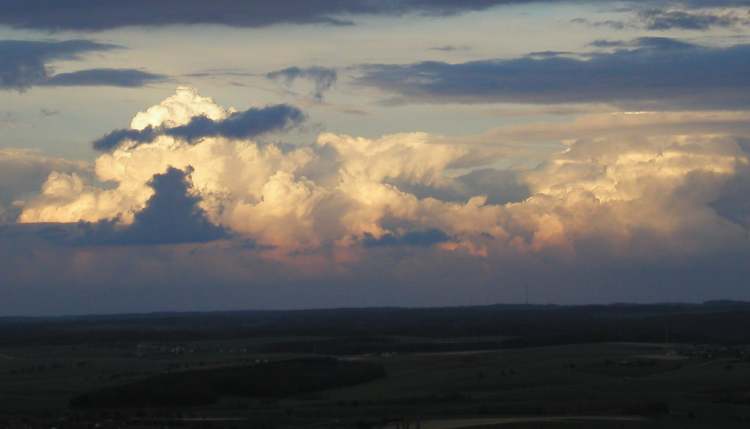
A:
[[2, 0, 750, 315]]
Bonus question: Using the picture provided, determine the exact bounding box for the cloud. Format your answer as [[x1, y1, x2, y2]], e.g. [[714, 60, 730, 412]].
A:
[[40, 108, 60, 117], [41, 68, 165, 87], [587, 38, 701, 52], [92, 105, 305, 150], [477, 110, 750, 144], [0, 39, 164, 90], [362, 229, 450, 247], [166, 104, 306, 141], [18, 87, 750, 263], [1, 0, 747, 32], [72, 166, 227, 245], [429, 45, 472, 52], [92, 127, 160, 152], [4, 0, 749, 32], [7, 86, 750, 312], [573, 5, 750, 32], [267, 66, 337, 101], [93, 87, 306, 151], [20, 87, 501, 250], [0, 0, 570, 31], [526, 50, 576, 58], [638, 8, 750, 30], [0, 39, 116, 90], [0, 148, 89, 223], [569, 17, 630, 30], [357, 38, 750, 110], [455, 168, 530, 205]]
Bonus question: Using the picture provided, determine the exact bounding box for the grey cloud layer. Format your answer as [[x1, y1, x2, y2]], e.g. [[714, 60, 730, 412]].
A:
[[0, 39, 114, 89], [0, 0, 553, 31], [93, 104, 306, 151], [358, 37, 750, 109], [0, 39, 165, 90], [42, 68, 165, 88], [1, 1, 747, 31]]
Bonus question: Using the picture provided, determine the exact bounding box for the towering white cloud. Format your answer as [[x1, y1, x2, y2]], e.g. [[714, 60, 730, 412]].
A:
[[17, 88, 750, 260], [131, 86, 232, 131]]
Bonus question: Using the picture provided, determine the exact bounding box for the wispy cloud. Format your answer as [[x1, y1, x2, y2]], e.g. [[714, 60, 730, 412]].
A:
[[267, 66, 337, 102]]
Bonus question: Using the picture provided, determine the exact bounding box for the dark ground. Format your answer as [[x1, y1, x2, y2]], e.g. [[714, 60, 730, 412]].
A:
[[2, 301, 750, 428]]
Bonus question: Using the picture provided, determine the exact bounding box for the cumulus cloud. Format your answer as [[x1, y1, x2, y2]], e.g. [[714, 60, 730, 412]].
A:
[[267, 66, 338, 102], [19, 87, 503, 250], [0, 148, 89, 223], [17, 87, 750, 267], [357, 38, 750, 110], [0, 39, 165, 91], [5, 86, 750, 312]]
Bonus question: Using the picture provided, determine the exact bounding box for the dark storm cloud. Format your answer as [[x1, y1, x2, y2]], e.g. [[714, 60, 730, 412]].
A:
[[358, 37, 750, 109], [266, 66, 337, 101], [0, 0, 559, 31], [0, 39, 164, 90], [92, 127, 159, 152], [168, 104, 306, 140], [362, 229, 451, 247], [0, 39, 115, 90], [73, 167, 227, 245], [1, 1, 748, 31], [93, 104, 306, 151]]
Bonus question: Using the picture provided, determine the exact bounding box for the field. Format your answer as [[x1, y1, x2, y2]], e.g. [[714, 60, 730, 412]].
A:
[[2, 303, 750, 427]]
